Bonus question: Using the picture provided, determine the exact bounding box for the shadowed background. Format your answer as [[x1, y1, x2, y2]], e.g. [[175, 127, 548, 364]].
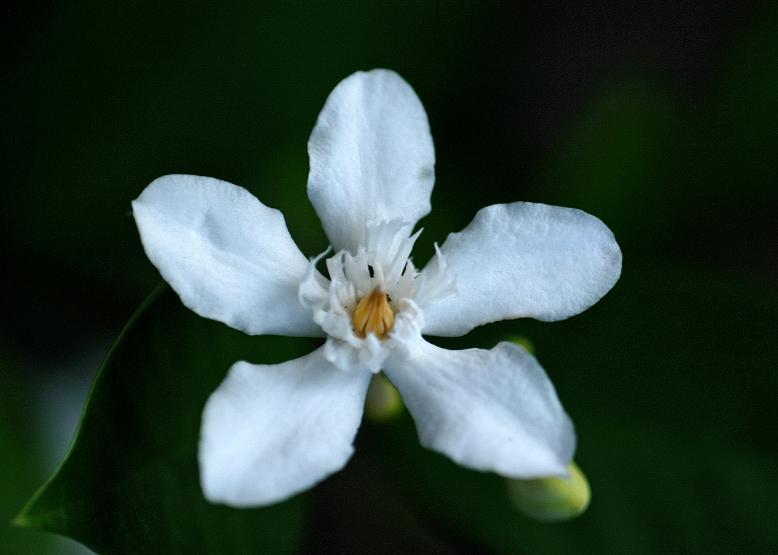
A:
[[2, 1, 776, 552]]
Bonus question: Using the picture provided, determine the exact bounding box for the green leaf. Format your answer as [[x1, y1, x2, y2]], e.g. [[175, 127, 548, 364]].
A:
[[0, 360, 77, 553], [15, 286, 312, 553]]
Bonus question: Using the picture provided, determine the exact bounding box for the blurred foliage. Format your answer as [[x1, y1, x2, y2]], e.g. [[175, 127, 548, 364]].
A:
[[409, 261, 778, 552], [3, 1, 777, 553], [0, 359, 60, 553], [16, 260, 777, 552], [15, 288, 309, 553]]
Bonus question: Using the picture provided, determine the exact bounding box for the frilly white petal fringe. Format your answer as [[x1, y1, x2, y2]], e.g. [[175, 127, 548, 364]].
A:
[[132, 69, 622, 507]]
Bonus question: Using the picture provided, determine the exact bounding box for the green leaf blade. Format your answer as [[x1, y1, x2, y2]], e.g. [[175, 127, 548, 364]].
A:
[[16, 286, 311, 553]]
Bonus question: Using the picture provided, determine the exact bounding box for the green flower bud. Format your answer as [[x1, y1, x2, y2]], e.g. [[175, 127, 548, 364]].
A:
[[506, 335, 535, 355], [364, 374, 403, 422], [507, 462, 591, 522]]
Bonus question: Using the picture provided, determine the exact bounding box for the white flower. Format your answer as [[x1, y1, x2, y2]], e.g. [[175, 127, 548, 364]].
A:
[[132, 69, 622, 508]]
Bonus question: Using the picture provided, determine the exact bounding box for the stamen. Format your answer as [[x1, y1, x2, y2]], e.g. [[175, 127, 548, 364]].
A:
[[352, 288, 394, 339]]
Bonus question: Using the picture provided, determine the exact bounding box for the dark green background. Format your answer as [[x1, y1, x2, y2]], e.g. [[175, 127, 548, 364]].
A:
[[3, 1, 776, 552]]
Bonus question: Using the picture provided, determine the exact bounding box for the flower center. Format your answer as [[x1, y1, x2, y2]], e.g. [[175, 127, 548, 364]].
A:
[[352, 288, 394, 339]]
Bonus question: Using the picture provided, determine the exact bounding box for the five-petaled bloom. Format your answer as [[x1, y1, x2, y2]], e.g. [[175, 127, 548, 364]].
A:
[[132, 69, 621, 507]]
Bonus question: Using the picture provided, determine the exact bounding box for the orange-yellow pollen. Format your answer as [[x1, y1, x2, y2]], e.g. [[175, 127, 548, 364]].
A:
[[352, 289, 395, 339]]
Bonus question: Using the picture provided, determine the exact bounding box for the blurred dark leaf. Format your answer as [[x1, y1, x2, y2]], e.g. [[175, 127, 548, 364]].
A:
[[15, 287, 312, 553], [535, 78, 682, 250], [367, 261, 778, 553], [0, 360, 64, 553], [13, 261, 777, 553]]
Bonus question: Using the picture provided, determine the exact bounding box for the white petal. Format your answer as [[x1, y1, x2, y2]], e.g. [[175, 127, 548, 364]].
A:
[[421, 202, 622, 336], [133, 174, 322, 336], [307, 69, 435, 252], [384, 340, 575, 478], [199, 348, 371, 507]]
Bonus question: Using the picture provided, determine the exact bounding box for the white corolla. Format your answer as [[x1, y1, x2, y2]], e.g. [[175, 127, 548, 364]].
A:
[[132, 69, 621, 507]]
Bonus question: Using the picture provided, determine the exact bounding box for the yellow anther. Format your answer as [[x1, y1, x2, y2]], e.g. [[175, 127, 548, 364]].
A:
[[353, 289, 394, 339]]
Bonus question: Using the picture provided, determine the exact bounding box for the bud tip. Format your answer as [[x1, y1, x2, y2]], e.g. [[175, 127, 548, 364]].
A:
[[507, 462, 591, 522]]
